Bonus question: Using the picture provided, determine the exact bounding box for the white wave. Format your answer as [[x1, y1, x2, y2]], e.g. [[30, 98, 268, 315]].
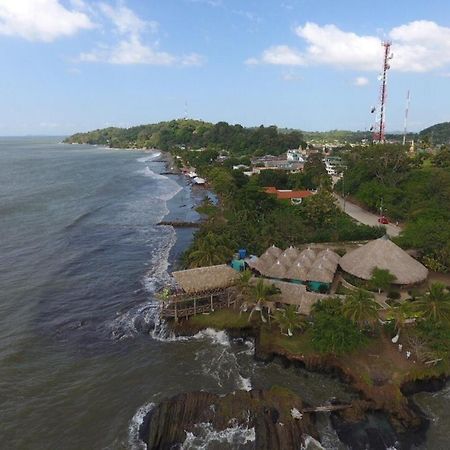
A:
[[137, 152, 161, 163], [181, 422, 255, 449], [192, 328, 231, 347], [128, 401, 155, 450], [238, 374, 252, 392], [143, 226, 177, 293], [137, 166, 183, 202]]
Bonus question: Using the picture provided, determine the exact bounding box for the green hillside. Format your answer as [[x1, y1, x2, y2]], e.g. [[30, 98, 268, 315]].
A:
[[419, 122, 450, 144], [64, 119, 306, 157]]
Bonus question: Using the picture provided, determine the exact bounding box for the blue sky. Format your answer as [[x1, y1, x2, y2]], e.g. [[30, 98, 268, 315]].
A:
[[1, 0, 450, 135]]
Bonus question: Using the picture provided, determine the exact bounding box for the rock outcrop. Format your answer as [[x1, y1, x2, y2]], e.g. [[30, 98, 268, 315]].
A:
[[142, 389, 320, 450]]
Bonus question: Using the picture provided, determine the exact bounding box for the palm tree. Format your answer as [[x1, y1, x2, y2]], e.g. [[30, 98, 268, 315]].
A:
[[342, 289, 380, 329], [273, 305, 307, 337], [370, 267, 396, 294], [188, 232, 234, 268], [235, 269, 252, 305], [413, 283, 450, 323], [244, 279, 280, 323]]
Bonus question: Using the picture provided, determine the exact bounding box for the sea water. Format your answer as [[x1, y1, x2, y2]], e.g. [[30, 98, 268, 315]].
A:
[[0, 137, 446, 449]]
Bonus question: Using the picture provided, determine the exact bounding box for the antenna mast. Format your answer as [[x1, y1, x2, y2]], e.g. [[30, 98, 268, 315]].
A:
[[402, 90, 410, 146], [373, 41, 393, 143]]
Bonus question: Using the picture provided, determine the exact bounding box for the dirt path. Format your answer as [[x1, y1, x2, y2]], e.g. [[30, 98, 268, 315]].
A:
[[334, 194, 402, 237]]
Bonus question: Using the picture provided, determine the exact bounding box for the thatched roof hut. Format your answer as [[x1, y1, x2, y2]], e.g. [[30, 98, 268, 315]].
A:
[[314, 256, 336, 273], [299, 248, 316, 263], [306, 264, 335, 284], [339, 238, 428, 285], [172, 264, 239, 294], [280, 246, 300, 262], [286, 262, 309, 281], [317, 248, 340, 264], [265, 245, 282, 258], [294, 253, 314, 269], [265, 260, 289, 279], [261, 280, 327, 315]]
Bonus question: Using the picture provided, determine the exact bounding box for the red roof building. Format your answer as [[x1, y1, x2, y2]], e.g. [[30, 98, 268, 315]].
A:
[[265, 187, 314, 204]]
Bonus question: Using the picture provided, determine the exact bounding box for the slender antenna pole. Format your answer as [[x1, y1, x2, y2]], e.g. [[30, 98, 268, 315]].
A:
[[402, 90, 410, 146]]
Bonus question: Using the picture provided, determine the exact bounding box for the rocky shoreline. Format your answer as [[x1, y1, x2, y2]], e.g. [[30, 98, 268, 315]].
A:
[[141, 320, 449, 450]]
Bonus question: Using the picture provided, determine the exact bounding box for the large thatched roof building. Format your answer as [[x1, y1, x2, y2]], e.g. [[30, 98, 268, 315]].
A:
[[339, 238, 428, 285], [172, 264, 240, 294], [249, 246, 341, 292]]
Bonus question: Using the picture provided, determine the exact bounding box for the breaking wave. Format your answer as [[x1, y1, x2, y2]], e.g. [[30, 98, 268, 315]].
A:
[[136, 152, 161, 163], [181, 422, 255, 449], [128, 401, 155, 450]]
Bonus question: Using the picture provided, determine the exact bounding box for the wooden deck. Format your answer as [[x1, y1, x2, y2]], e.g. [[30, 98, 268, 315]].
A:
[[160, 289, 235, 321]]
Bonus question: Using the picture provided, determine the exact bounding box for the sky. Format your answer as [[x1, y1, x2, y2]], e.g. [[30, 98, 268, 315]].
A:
[[1, 0, 450, 135]]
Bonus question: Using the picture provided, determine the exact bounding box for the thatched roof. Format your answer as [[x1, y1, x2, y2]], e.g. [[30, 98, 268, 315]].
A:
[[260, 280, 327, 315], [280, 246, 300, 261], [266, 260, 288, 279], [265, 245, 282, 258], [172, 264, 239, 294], [313, 256, 336, 273], [317, 248, 340, 264], [339, 238, 428, 284], [299, 248, 316, 263], [306, 263, 335, 284], [294, 254, 314, 269], [286, 262, 309, 281]]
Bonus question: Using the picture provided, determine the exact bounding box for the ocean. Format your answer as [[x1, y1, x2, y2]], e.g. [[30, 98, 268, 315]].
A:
[[0, 137, 447, 450]]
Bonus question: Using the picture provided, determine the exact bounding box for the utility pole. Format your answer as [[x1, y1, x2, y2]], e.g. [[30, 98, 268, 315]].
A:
[[402, 90, 410, 146]]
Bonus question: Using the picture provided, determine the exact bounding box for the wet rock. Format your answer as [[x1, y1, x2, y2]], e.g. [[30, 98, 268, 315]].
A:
[[141, 389, 320, 450]]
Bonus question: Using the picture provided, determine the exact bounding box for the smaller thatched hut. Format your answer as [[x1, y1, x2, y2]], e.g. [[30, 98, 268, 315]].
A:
[[266, 260, 289, 279], [172, 264, 239, 294], [317, 248, 340, 264], [339, 237, 428, 285], [265, 245, 282, 258], [299, 248, 316, 263], [285, 262, 309, 282]]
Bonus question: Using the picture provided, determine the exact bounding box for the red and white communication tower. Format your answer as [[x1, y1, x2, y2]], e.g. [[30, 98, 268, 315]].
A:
[[371, 42, 393, 143]]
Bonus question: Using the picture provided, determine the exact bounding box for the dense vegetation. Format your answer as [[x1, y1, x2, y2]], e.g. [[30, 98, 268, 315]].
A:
[[182, 155, 384, 268], [419, 121, 450, 144], [64, 119, 306, 157], [336, 144, 450, 271]]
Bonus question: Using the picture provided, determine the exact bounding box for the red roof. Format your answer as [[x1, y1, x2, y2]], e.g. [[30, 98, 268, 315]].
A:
[[264, 187, 313, 200]]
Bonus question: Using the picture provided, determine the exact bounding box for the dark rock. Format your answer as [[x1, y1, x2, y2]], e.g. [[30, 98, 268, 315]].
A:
[[141, 389, 320, 450]]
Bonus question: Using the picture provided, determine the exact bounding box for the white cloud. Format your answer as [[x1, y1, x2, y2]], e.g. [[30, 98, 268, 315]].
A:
[[354, 76, 369, 86], [78, 2, 203, 67], [79, 35, 176, 65], [247, 45, 305, 66], [0, 0, 94, 42], [98, 1, 158, 36], [248, 20, 450, 73]]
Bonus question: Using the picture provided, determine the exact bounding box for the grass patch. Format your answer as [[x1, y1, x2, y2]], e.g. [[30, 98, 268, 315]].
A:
[[188, 309, 253, 330], [261, 326, 317, 357]]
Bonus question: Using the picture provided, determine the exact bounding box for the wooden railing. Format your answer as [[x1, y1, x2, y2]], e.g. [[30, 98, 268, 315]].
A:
[[161, 290, 236, 321]]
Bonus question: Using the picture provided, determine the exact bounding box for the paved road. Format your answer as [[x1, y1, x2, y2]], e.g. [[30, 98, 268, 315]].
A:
[[334, 194, 402, 237]]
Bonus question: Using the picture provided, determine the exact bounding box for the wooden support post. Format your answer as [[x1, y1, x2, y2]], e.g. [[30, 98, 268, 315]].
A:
[[227, 290, 230, 308], [174, 301, 178, 322], [194, 298, 197, 315], [210, 294, 214, 312]]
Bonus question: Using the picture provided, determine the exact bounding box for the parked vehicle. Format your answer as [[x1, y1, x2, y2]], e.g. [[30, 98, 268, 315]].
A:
[[378, 215, 389, 224]]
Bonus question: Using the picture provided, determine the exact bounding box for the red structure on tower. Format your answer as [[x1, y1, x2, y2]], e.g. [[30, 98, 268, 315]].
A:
[[372, 42, 393, 143]]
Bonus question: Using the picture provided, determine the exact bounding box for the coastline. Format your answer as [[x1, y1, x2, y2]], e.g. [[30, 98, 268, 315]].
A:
[[144, 149, 449, 449], [165, 319, 449, 449]]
